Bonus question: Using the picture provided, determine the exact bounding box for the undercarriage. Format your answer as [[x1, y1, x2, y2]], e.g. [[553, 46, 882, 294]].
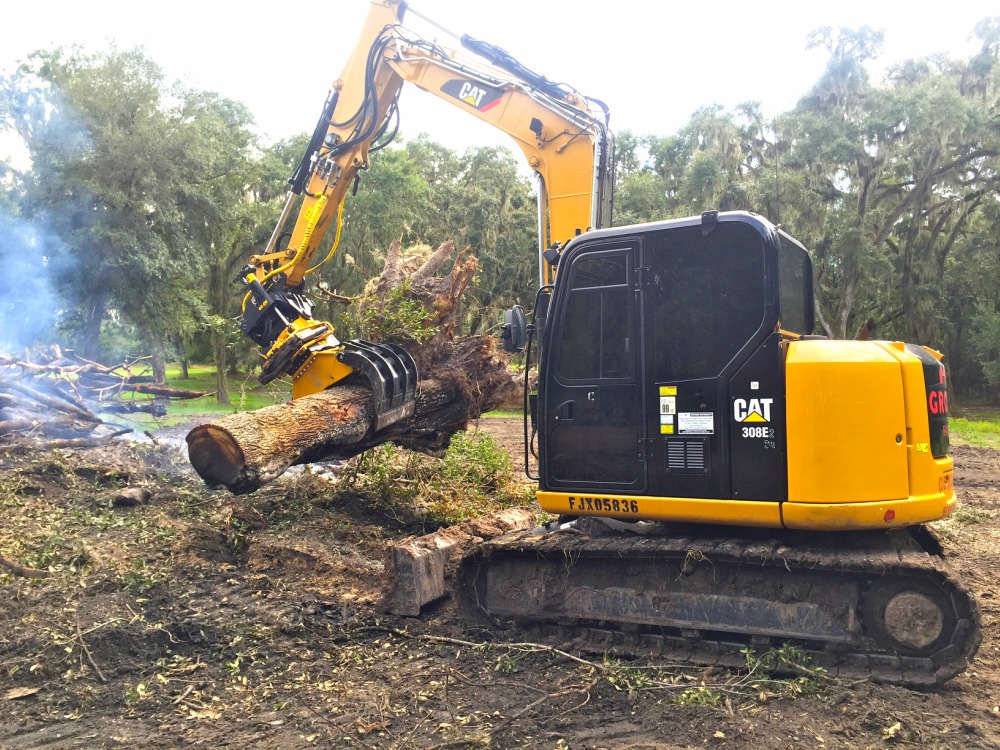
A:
[[456, 519, 980, 686]]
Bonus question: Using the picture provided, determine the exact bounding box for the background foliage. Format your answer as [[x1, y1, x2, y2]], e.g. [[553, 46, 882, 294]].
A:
[[1, 19, 999, 400]]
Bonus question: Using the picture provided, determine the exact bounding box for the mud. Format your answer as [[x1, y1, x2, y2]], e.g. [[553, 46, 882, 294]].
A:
[[0, 420, 998, 749]]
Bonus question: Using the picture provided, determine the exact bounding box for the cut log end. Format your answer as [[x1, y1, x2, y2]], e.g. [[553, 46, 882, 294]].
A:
[[186, 424, 246, 487]]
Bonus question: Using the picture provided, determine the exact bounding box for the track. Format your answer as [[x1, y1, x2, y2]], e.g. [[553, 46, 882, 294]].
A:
[[456, 520, 981, 685]]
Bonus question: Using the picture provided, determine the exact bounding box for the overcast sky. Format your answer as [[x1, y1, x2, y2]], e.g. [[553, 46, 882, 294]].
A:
[[1, 0, 996, 155]]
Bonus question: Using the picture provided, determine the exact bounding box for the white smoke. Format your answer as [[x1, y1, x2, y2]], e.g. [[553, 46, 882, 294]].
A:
[[0, 211, 66, 351], [0, 70, 86, 353]]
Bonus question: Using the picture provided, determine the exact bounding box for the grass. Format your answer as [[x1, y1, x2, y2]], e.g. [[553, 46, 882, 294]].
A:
[[336, 430, 533, 523], [481, 409, 523, 419], [165, 364, 286, 410], [98, 364, 288, 430], [950, 409, 1000, 451]]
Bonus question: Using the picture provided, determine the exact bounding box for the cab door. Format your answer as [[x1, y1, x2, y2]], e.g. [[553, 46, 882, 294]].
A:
[[540, 244, 646, 492]]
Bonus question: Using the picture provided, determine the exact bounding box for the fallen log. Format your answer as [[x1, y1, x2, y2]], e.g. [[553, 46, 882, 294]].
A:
[[101, 401, 168, 417], [112, 383, 209, 399], [187, 340, 516, 494], [381, 507, 537, 616], [187, 239, 520, 494], [23, 428, 133, 450]]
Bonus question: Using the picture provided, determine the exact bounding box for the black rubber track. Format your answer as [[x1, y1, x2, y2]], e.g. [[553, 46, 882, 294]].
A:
[[457, 522, 980, 686]]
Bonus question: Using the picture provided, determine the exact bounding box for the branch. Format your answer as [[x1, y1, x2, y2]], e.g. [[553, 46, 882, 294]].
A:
[[0, 552, 49, 579]]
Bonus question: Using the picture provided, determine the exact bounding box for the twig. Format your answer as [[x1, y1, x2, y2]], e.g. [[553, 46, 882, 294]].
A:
[[438, 667, 548, 696], [391, 708, 434, 750], [412, 632, 602, 670], [0, 552, 48, 579], [490, 677, 599, 737], [75, 616, 107, 683], [312, 287, 356, 304]]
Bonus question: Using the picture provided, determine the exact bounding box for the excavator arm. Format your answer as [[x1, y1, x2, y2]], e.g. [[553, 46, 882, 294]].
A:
[[239, 0, 613, 426]]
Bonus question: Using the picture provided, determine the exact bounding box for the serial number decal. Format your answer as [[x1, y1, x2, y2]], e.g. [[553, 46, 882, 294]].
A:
[[741, 426, 775, 439], [568, 496, 640, 515]]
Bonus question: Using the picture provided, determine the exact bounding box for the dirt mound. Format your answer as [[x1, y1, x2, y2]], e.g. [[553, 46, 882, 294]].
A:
[[1, 425, 999, 749]]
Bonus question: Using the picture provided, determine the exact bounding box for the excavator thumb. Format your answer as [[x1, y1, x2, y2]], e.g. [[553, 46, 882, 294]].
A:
[[337, 340, 419, 430]]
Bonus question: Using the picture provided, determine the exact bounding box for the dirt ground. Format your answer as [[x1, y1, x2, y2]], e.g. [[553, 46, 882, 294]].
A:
[[1, 417, 999, 750]]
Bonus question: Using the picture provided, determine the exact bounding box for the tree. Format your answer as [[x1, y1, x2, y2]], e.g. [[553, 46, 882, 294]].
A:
[[5, 47, 259, 380]]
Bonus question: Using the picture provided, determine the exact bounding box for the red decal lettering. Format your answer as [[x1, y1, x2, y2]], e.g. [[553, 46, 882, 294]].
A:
[[928, 390, 949, 416]]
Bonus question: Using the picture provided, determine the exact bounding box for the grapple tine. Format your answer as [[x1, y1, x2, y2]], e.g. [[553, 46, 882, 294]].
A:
[[337, 339, 419, 429]]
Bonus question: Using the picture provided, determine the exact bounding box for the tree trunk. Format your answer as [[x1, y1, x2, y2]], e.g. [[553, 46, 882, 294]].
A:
[[187, 341, 516, 494], [186, 239, 519, 494], [150, 339, 167, 385], [213, 329, 230, 405], [81, 292, 107, 361]]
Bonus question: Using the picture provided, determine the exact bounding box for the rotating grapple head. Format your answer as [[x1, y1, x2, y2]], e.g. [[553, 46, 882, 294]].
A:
[[337, 339, 418, 430]]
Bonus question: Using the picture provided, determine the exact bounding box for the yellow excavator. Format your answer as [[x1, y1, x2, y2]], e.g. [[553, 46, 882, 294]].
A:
[[238, 0, 979, 684]]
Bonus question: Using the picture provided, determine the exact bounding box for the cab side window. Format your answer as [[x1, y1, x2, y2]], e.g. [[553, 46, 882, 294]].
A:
[[650, 225, 765, 381], [556, 251, 633, 381]]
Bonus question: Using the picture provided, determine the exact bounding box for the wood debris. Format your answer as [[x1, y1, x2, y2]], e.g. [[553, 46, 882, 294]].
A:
[[0, 347, 209, 449]]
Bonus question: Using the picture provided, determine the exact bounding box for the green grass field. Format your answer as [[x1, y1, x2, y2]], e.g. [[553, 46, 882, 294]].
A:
[[951, 410, 1000, 450], [96, 364, 287, 431]]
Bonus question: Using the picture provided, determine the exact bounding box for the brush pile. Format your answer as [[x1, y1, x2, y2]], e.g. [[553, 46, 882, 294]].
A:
[[0, 348, 209, 448]]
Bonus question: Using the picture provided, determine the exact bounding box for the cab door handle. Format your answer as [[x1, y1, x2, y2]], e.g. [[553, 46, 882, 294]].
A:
[[554, 400, 575, 422]]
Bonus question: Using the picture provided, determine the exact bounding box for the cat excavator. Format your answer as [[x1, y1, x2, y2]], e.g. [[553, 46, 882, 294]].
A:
[[238, 0, 979, 685]]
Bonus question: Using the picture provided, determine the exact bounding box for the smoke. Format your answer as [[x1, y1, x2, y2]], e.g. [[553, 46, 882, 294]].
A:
[[0, 211, 68, 352], [0, 67, 91, 354]]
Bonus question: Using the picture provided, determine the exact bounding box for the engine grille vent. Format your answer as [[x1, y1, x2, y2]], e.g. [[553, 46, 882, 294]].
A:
[[665, 438, 710, 474]]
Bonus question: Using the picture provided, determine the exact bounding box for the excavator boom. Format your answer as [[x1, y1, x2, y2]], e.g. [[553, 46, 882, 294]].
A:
[[239, 0, 612, 425]]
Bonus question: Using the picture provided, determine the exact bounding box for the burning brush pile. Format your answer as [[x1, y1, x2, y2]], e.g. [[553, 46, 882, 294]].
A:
[[0, 348, 209, 448]]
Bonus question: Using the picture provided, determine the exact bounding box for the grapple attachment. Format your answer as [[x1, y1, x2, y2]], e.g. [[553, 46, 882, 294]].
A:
[[337, 339, 419, 430]]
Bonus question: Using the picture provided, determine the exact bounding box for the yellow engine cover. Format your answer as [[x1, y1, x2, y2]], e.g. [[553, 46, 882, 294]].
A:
[[784, 339, 954, 529], [786, 340, 908, 503]]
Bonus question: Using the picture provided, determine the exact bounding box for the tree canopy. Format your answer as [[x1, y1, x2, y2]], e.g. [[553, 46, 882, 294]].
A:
[[1, 20, 999, 398]]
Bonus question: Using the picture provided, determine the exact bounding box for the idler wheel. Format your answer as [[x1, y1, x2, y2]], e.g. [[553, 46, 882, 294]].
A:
[[882, 592, 944, 650], [863, 578, 955, 656]]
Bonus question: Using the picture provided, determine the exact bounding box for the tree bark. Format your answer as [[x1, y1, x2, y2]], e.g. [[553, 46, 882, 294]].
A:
[[213, 329, 231, 405], [81, 291, 107, 362]]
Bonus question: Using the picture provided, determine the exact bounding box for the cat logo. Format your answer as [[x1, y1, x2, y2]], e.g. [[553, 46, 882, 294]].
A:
[[440, 79, 503, 112], [458, 82, 487, 107], [733, 398, 773, 423]]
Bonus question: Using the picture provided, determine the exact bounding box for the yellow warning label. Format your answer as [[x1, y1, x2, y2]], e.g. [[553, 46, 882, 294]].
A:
[[659, 386, 677, 396], [660, 424, 675, 434]]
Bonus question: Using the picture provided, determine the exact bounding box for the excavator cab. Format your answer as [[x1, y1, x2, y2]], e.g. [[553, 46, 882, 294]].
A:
[[531, 210, 954, 532], [537, 211, 803, 501]]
